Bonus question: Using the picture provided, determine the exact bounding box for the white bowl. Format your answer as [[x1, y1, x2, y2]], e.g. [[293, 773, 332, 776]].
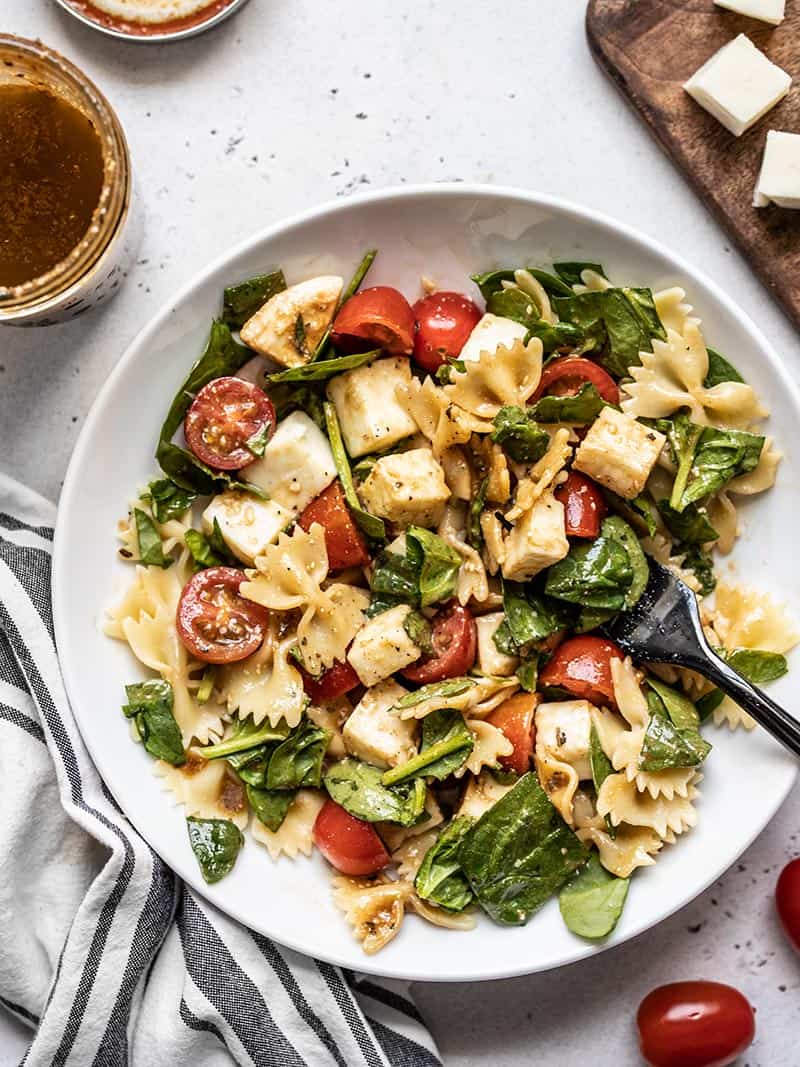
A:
[[53, 184, 800, 982]]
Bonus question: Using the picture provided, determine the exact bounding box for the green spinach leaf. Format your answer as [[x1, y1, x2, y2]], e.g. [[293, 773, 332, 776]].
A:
[[646, 677, 700, 730], [314, 249, 377, 360], [393, 678, 477, 708], [553, 262, 606, 287], [323, 400, 386, 540], [639, 693, 711, 772], [222, 269, 286, 329], [621, 287, 667, 341], [559, 854, 629, 939], [403, 610, 433, 654], [186, 816, 244, 883], [657, 500, 718, 545], [704, 347, 744, 388], [382, 710, 473, 786], [415, 817, 475, 912], [201, 716, 290, 760], [528, 382, 605, 424], [324, 759, 427, 825], [680, 426, 764, 508], [589, 722, 614, 793], [553, 290, 649, 378], [467, 477, 489, 549], [369, 526, 461, 611], [502, 581, 566, 651], [246, 785, 295, 832], [266, 719, 330, 790], [133, 508, 171, 568], [681, 545, 717, 596], [725, 648, 788, 683], [486, 286, 541, 328], [470, 268, 518, 301], [516, 655, 539, 692], [544, 534, 633, 610], [147, 478, 198, 523], [269, 348, 379, 383], [491, 406, 551, 463], [122, 679, 185, 765], [184, 518, 238, 569], [601, 516, 648, 609]]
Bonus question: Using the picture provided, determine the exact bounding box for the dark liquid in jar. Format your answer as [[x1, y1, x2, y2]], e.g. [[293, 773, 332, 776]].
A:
[[0, 83, 104, 286]]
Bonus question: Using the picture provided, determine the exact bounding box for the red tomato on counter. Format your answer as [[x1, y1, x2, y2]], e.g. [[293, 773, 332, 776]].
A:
[[637, 981, 755, 1067], [776, 857, 800, 951]]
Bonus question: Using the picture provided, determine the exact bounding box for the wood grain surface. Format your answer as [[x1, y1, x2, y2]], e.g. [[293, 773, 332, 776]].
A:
[[586, 0, 800, 327]]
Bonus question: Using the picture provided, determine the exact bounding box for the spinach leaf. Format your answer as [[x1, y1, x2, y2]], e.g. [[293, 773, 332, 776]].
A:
[[679, 426, 764, 509], [403, 610, 433, 654], [646, 677, 700, 730], [600, 516, 648, 609], [134, 508, 171, 568], [323, 400, 385, 540], [269, 348, 379, 383], [382, 710, 473, 786], [553, 290, 650, 378], [122, 679, 185, 765], [576, 606, 617, 634], [313, 249, 377, 360], [186, 816, 244, 884], [516, 655, 539, 692], [725, 648, 788, 683], [527, 319, 587, 355], [491, 406, 551, 463], [621, 287, 666, 341], [486, 286, 541, 328], [528, 383, 605, 424], [553, 262, 606, 287], [704, 347, 744, 388], [470, 268, 518, 302], [589, 722, 614, 793], [147, 478, 198, 523], [657, 500, 718, 545], [393, 678, 477, 708], [639, 694, 711, 772], [435, 359, 467, 385], [468, 477, 489, 549], [369, 527, 461, 611], [502, 581, 566, 651], [201, 716, 290, 760], [222, 269, 286, 329], [458, 772, 587, 925], [270, 381, 326, 431], [681, 545, 717, 596], [603, 489, 659, 538], [526, 268, 575, 298], [324, 759, 427, 825], [246, 785, 295, 832], [544, 534, 633, 610], [559, 854, 629, 939], [696, 689, 726, 722], [266, 719, 330, 790], [184, 518, 237, 569], [415, 817, 475, 911]]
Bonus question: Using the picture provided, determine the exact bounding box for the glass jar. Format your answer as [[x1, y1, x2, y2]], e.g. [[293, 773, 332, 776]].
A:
[[0, 35, 140, 327]]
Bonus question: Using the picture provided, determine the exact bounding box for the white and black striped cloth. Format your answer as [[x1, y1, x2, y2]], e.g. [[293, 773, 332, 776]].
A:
[[0, 474, 441, 1067]]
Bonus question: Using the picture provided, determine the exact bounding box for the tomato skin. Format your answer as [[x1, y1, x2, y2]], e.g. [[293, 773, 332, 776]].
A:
[[401, 603, 477, 685], [177, 567, 269, 664], [302, 659, 361, 704], [313, 799, 391, 876], [487, 692, 539, 775], [298, 481, 370, 571], [411, 291, 482, 372], [776, 858, 800, 951], [554, 471, 607, 538], [532, 356, 620, 406], [539, 635, 623, 707], [637, 982, 755, 1067], [331, 286, 415, 355], [184, 376, 275, 471]]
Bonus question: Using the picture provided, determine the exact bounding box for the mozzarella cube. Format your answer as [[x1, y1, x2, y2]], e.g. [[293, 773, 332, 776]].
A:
[[347, 604, 422, 687], [358, 448, 450, 529], [714, 0, 784, 25], [342, 681, 418, 768], [574, 407, 665, 500], [684, 34, 791, 137], [456, 771, 515, 820], [459, 313, 528, 363], [241, 411, 336, 514], [535, 700, 593, 781], [754, 130, 800, 208], [475, 612, 518, 677], [240, 275, 343, 367], [501, 492, 569, 583], [202, 491, 291, 564], [326, 356, 418, 458]]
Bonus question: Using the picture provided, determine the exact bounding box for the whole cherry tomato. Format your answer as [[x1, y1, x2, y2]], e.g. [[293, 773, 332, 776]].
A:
[[313, 799, 390, 876], [554, 471, 607, 538], [298, 481, 370, 571], [302, 659, 361, 704], [401, 603, 477, 685], [637, 981, 755, 1067], [184, 376, 275, 470], [531, 356, 620, 406], [176, 566, 269, 664], [538, 635, 623, 707], [411, 291, 482, 373], [487, 692, 539, 776], [331, 286, 415, 355], [776, 857, 800, 951]]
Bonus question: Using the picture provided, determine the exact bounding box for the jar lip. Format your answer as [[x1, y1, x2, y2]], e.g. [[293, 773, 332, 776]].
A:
[[0, 35, 131, 310]]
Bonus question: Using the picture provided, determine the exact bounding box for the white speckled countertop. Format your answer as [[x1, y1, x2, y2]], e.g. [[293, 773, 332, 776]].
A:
[[2, 2, 800, 1063]]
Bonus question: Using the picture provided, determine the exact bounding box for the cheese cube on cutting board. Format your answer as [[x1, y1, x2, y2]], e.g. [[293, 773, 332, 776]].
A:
[[713, 0, 785, 25], [684, 34, 791, 137], [754, 130, 800, 207]]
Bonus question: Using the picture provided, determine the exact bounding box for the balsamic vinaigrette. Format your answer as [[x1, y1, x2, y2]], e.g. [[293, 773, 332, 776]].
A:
[[0, 83, 104, 287]]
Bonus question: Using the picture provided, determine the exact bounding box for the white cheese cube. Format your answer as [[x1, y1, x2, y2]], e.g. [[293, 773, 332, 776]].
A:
[[574, 407, 665, 500], [241, 411, 336, 514], [684, 34, 791, 137], [459, 314, 528, 363], [714, 0, 784, 25], [326, 356, 418, 458], [342, 681, 418, 768], [535, 700, 594, 781], [202, 491, 291, 565], [240, 275, 343, 368], [501, 492, 569, 583], [347, 604, 422, 687], [754, 130, 800, 208], [475, 612, 518, 677], [358, 448, 450, 529], [456, 771, 515, 820]]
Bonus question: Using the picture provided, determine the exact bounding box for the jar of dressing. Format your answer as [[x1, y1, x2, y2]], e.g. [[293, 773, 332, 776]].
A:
[[0, 35, 140, 326]]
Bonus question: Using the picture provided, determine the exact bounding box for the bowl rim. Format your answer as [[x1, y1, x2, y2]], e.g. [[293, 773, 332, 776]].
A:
[[53, 182, 800, 981]]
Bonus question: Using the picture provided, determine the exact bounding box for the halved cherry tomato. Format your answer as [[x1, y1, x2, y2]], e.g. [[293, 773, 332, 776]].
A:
[[539, 635, 623, 707], [554, 471, 607, 538], [302, 659, 361, 704], [531, 356, 620, 406], [176, 566, 269, 664], [298, 481, 370, 571], [487, 692, 539, 776], [331, 286, 415, 355], [776, 857, 800, 951], [401, 603, 477, 685], [637, 981, 755, 1067], [412, 291, 482, 373], [313, 799, 390, 876], [184, 377, 275, 471]]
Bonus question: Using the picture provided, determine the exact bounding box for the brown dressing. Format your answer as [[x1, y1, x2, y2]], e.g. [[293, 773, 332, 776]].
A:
[[0, 83, 104, 287]]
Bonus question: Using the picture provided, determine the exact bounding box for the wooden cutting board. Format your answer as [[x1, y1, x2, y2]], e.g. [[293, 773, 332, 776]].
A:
[[586, 0, 800, 327]]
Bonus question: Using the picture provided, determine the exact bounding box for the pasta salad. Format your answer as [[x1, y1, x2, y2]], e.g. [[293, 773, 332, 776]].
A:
[[107, 252, 797, 954]]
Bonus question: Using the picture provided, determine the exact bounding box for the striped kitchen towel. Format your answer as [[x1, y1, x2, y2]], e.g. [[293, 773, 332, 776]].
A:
[[0, 473, 441, 1067]]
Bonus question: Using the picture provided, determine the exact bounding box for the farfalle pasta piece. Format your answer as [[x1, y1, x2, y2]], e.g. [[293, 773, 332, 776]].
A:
[[396, 675, 519, 720], [306, 698, 349, 759], [222, 634, 305, 728], [443, 336, 543, 419], [577, 824, 665, 878], [480, 512, 507, 574], [154, 750, 248, 828], [535, 744, 579, 826], [393, 829, 440, 882], [251, 789, 324, 860], [611, 657, 648, 728], [472, 436, 511, 503], [653, 286, 699, 335], [597, 772, 700, 838], [454, 720, 513, 778], [395, 376, 476, 458], [406, 893, 478, 931], [296, 584, 369, 676], [331, 874, 413, 954], [505, 428, 572, 522], [437, 502, 490, 607], [242, 523, 330, 614]]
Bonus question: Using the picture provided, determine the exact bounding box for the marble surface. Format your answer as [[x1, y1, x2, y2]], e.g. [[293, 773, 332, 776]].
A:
[[2, 1, 800, 1063]]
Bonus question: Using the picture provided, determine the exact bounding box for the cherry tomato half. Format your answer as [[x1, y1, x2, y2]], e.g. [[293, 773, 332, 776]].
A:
[[487, 692, 539, 776], [177, 566, 269, 664], [302, 659, 361, 704], [554, 471, 607, 538], [298, 481, 370, 571], [637, 981, 755, 1067], [184, 376, 275, 471], [313, 799, 390, 876], [331, 286, 415, 355], [776, 857, 800, 951], [539, 635, 623, 707], [401, 603, 477, 685], [411, 291, 482, 373], [531, 356, 620, 406]]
